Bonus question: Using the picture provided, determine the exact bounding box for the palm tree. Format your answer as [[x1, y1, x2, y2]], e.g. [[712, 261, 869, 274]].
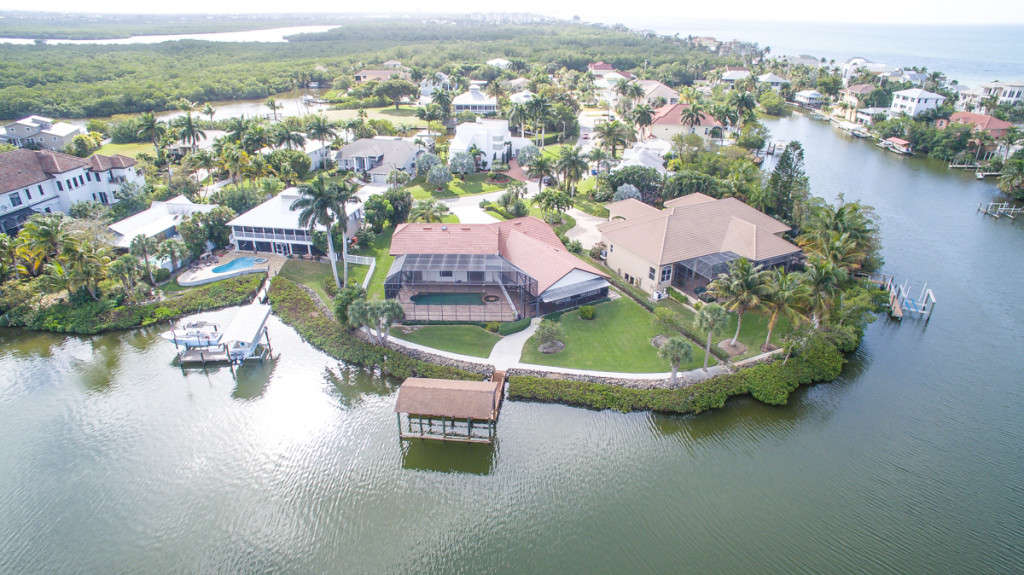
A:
[[292, 175, 347, 289], [18, 213, 68, 267], [711, 104, 739, 132], [759, 268, 809, 350], [658, 336, 694, 384], [588, 148, 612, 174], [1001, 126, 1022, 161], [410, 198, 450, 223], [264, 97, 282, 122], [695, 303, 728, 372], [156, 238, 186, 272], [242, 123, 271, 154], [225, 116, 249, 144], [508, 102, 531, 138], [802, 257, 843, 327], [64, 239, 111, 301], [729, 91, 758, 125], [173, 111, 205, 151], [306, 115, 337, 169], [707, 257, 765, 347], [41, 260, 75, 298], [593, 120, 629, 158], [680, 103, 706, 132], [218, 142, 250, 185], [130, 234, 159, 286], [527, 94, 554, 146], [108, 254, 142, 300], [187, 149, 218, 199], [202, 103, 216, 123], [137, 112, 167, 156], [632, 103, 654, 140], [273, 123, 306, 151], [526, 155, 555, 186], [997, 158, 1024, 196], [432, 89, 453, 124], [555, 146, 588, 196]]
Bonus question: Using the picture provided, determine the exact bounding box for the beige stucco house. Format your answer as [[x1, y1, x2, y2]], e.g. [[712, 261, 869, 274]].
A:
[[599, 194, 802, 296]]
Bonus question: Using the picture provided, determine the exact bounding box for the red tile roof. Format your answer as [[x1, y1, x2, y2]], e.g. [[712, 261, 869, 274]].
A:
[[949, 112, 1013, 133], [391, 216, 606, 293], [589, 61, 614, 71], [843, 83, 877, 95], [651, 103, 722, 128], [88, 153, 137, 171]]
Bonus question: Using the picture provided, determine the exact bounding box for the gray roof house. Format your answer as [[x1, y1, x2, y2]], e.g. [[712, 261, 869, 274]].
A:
[[335, 137, 422, 184]]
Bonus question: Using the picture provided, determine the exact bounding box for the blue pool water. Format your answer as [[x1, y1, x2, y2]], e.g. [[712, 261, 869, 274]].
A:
[[211, 257, 267, 274]]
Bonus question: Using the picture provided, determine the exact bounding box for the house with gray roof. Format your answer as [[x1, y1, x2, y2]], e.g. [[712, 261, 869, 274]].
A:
[[1, 116, 84, 152], [335, 137, 422, 184]]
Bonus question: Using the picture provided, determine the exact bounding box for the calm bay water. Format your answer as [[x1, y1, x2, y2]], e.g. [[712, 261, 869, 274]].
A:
[[2, 116, 1023, 573], [0, 25, 339, 46], [630, 18, 1024, 88]]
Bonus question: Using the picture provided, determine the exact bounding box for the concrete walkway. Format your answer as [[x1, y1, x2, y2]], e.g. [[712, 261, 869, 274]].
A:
[[564, 207, 605, 249], [487, 318, 540, 370]]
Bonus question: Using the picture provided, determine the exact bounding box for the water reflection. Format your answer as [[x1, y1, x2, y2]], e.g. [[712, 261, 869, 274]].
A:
[[327, 364, 398, 408], [231, 357, 275, 400], [400, 439, 495, 476]]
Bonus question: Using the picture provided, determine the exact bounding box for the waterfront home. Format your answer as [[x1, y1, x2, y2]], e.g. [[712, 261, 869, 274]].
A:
[[107, 195, 215, 259], [637, 79, 679, 106], [970, 81, 1024, 108], [794, 90, 824, 108], [507, 77, 531, 91], [168, 130, 228, 158], [382, 60, 403, 68], [649, 103, 723, 142], [453, 85, 498, 116], [353, 69, 411, 84], [839, 84, 877, 120], [598, 194, 801, 296], [901, 70, 928, 86], [385, 217, 609, 320], [940, 112, 1013, 141], [856, 107, 890, 126], [227, 188, 360, 257], [449, 119, 530, 170], [335, 137, 421, 184], [757, 73, 790, 92], [0, 149, 143, 235], [1, 116, 84, 152], [889, 88, 946, 117]]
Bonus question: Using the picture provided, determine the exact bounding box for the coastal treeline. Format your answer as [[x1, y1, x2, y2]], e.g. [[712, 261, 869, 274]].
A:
[[0, 19, 734, 120]]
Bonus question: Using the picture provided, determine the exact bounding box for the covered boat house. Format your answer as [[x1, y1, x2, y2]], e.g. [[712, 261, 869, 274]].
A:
[[395, 377, 505, 443]]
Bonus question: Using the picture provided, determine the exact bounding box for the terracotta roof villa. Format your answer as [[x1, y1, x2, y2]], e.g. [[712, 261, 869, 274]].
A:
[[386, 217, 609, 321], [598, 194, 802, 296]]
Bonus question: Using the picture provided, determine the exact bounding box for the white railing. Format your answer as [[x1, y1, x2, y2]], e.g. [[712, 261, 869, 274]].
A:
[[232, 230, 311, 242], [344, 254, 376, 290]]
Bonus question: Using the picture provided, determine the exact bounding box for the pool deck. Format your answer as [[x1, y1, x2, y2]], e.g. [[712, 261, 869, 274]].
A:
[[177, 252, 287, 287], [398, 285, 519, 322]]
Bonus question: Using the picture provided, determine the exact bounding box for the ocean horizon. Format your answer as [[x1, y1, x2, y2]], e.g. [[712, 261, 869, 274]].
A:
[[613, 18, 1024, 88]]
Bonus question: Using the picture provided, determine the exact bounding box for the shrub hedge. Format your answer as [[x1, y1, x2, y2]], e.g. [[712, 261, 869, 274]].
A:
[[268, 277, 479, 381], [3, 274, 264, 334], [508, 333, 846, 414], [498, 316, 531, 336]]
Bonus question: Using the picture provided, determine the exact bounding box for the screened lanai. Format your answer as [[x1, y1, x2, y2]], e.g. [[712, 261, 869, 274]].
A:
[[673, 251, 802, 297], [384, 254, 537, 321]]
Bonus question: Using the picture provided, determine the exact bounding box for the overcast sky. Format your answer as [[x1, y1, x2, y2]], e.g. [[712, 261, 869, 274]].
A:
[[6, 2, 1024, 25]]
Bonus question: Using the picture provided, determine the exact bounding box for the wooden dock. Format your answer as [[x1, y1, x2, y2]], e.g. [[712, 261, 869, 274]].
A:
[[979, 202, 1024, 220]]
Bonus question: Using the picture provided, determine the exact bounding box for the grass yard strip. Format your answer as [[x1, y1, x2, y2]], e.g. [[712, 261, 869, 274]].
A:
[[407, 173, 508, 200], [92, 142, 152, 158], [392, 325, 501, 358], [268, 277, 481, 381], [351, 227, 395, 298], [520, 297, 710, 373]]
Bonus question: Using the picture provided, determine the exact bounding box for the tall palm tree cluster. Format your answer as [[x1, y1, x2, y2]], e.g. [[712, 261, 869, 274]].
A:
[[705, 202, 882, 351], [0, 213, 187, 303]]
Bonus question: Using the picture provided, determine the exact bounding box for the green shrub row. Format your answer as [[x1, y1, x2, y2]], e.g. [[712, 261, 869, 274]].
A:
[[3, 275, 264, 334], [268, 277, 480, 381], [508, 333, 846, 414], [401, 320, 489, 329], [498, 316, 531, 336]]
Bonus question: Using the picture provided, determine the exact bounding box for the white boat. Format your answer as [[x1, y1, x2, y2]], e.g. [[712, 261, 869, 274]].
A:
[[160, 320, 223, 347]]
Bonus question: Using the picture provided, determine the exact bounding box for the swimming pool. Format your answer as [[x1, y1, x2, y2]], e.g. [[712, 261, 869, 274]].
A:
[[212, 257, 268, 274], [410, 292, 486, 306]]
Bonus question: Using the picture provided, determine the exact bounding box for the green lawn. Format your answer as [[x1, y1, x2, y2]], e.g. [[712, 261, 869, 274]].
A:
[[656, 297, 792, 361], [323, 105, 426, 129], [521, 296, 711, 373], [391, 325, 501, 358], [93, 142, 152, 158], [351, 227, 395, 298], [407, 173, 508, 200], [278, 259, 368, 304], [574, 192, 609, 218]]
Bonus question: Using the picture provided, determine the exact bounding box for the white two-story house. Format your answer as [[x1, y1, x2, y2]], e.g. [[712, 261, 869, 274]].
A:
[[889, 88, 946, 117], [1, 116, 84, 152]]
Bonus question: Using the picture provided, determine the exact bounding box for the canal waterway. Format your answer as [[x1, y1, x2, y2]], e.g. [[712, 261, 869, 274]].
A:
[[1, 115, 1023, 573]]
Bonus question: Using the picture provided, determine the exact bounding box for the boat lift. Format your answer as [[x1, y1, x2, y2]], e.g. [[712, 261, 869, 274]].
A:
[[978, 202, 1024, 220], [888, 279, 937, 321]]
